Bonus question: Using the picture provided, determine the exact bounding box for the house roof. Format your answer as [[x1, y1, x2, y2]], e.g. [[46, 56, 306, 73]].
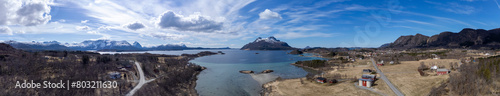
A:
[[363, 69, 372, 72], [437, 69, 449, 71], [362, 74, 376, 78], [316, 77, 326, 80], [359, 78, 374, 81]]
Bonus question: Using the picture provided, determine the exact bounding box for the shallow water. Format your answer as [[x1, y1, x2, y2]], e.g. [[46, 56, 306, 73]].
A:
[[190, 49, 323, 96]]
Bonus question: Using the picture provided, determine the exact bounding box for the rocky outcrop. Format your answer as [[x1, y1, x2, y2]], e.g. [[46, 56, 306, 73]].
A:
[[288, 49, 303, 54], [239, 70, 254, 74], [381, 28, 500, 49], [260, 69, 274, 73], [240, 36, 294, 50]]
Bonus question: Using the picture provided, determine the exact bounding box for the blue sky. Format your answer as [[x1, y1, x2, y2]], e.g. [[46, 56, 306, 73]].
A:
[[1, 0, 500, 48]]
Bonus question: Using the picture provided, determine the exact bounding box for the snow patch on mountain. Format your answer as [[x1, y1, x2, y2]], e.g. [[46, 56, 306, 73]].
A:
[[253, 36, 282, 43]]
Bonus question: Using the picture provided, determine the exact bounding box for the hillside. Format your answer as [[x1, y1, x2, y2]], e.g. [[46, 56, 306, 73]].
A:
[[240, 36, 294, 50], [0, 43, 219, 95], [381, 28, 500, 49]]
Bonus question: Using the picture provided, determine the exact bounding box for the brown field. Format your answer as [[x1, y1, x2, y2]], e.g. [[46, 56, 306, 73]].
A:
[[263, 58, 396, 96], [264, 78, 378, 96], [377, 59, 459, 96]]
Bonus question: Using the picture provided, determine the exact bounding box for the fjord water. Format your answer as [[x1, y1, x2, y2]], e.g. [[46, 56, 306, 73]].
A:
[[190, 49, 322, 96], [101, 49, 322, 96]]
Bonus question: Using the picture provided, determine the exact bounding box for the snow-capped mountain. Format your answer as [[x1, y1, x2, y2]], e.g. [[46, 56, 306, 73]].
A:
[[253, 36, 282, 43], [147, 44, 187, 50], [1, 40, 220, 51], [241, 36, 294, 50], [132, 41, 142, 48], [66, 40, 140, 50], [3, 40, 70, 51]]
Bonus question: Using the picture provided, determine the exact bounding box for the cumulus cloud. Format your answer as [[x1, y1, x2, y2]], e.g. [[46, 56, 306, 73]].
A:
[[0, 0, 52, 26], [125, 22, 146, 31], [81, 20, 89, 23], [76, 26, 91, 31], [259, 9, 282, 19], [0, 26, 13, 35], [156, 11, 223, 32]]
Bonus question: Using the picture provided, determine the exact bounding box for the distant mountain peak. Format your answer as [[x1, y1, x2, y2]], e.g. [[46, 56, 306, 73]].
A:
[[133, 41, 142, 48], [382, 27, 500, 49], [253, 36, 281, 43], [241, 36, 293, 50]]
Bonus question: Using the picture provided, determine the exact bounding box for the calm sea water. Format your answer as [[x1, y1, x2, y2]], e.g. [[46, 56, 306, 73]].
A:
[[101, 49, 323, 96]]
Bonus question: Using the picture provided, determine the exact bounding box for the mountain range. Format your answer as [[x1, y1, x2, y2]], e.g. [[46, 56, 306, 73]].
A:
[[381, 28, 500, 49], [240, 36, 294, 50], [2, 40, 229, 51]]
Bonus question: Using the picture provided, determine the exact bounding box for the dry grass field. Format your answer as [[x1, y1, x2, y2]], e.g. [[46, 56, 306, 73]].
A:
[[264, 78, 378, 96], [377, 59, 460, 96], [263, 59, 396, 96]]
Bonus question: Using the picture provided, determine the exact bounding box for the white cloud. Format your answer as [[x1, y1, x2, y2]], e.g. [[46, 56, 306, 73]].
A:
[[68, 0, 256, 43], [81, 20, 89, 23], [147, 32, 187, 40], [76, 26, 91, 31], [403, 20, 446, 28], [425, 1, 476, 15], [156, 11, 223, 32], [97, 25, 112, 30], [261, 26, 271, 30], [259, 9, 282, 19], [495, 0, 500, 9], [87, 31, 98, 34], [57, 19, 66, 23], [0, 0, 52, 26], [125, 22, 146, 31], [0, 26, 13, 35], [443, 3, 475, 14], [388, 9, 473, 27], [274, 32, 336, 39]]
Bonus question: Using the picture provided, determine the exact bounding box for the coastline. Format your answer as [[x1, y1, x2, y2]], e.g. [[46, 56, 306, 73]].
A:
[[261, 53, 329, 95]]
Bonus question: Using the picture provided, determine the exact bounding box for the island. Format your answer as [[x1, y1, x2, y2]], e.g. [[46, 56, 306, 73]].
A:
[[240, 36, 295, 50]]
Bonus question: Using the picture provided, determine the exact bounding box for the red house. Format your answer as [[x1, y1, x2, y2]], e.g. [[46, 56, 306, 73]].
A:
[[437, 69, 450, 75], [358, 79, 374, 87], [377, 63, 383, 66], [316, 77, 327, 83]]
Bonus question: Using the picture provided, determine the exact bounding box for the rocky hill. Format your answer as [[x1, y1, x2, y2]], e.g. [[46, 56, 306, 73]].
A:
[[381, 28, 500, 49], [240, 36, 294, 50]]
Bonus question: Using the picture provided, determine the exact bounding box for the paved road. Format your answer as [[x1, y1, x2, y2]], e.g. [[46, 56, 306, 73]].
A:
[[371, 58, 404, 96], [126, 61, 155, 96]]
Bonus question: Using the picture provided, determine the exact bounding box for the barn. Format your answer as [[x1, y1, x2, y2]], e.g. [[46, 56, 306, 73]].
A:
[[437, 69, 450, 75]]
